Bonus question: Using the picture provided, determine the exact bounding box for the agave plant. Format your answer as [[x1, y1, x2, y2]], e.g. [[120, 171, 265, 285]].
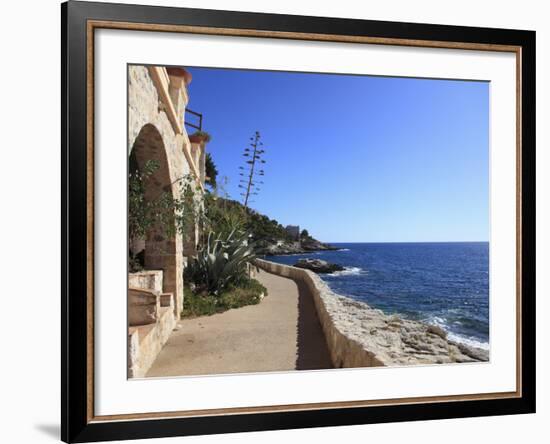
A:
[[185, 229, 256, 295]]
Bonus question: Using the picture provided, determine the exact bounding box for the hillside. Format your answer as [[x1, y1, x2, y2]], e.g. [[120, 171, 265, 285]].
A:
[[205, 196, 337, 255]]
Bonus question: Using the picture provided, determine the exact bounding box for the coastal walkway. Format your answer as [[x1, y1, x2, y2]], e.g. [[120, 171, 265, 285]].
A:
[[146, 269, 333, 377]]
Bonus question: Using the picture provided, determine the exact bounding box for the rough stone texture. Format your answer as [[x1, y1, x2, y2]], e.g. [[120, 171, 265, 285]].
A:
[[128, 65, 202, 319], [160, 293, 174, 308], [255, 259, 489, 368], [128, 305, 177, 378], [127, 329, 140, 377], [188, 141, 207, 184], [128, 288, 160, 326], [127, 65, 208, 378], [128, 270, 163, 294], [167, 74, 189, 130]]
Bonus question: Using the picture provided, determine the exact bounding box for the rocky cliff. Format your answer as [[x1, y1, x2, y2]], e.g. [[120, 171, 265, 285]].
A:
[[255, 239, 339, 256]]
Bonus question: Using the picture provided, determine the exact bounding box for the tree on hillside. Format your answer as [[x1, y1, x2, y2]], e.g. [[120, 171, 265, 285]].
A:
[[205, 152, 218, 188]]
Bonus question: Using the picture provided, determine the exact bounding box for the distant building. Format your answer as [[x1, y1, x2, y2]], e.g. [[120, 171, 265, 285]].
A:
[[285, 225, 300, 241]]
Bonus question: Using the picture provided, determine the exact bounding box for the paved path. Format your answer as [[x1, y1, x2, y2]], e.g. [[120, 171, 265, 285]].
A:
[[146, 269, 333, 377]]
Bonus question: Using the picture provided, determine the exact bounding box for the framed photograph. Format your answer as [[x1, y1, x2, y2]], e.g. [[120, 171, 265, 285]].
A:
[[62, 1, 535, 442]]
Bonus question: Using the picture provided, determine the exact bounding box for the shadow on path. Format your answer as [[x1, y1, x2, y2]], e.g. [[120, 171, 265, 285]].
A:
[[295, 280, 334, 370]]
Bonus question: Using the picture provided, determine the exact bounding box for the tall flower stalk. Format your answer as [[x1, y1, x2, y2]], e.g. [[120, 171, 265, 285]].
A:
[[239, 131, 266, 210]]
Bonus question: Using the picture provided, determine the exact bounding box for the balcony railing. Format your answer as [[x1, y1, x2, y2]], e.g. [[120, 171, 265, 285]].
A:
[[185, 108, 203, 132]]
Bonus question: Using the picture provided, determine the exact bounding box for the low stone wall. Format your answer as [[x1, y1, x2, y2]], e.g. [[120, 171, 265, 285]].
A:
[[254, 259, 488, 368], [128, 303, 176, 378], [128, 271, 178, 378], [255, 259, 384, 368]]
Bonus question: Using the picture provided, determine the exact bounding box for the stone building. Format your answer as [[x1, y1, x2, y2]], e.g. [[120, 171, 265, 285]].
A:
[[127, 65, 207, 377], [285, 225, 300, 241]]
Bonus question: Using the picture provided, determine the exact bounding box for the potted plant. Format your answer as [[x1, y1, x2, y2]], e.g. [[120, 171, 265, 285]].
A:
[[189, 130, 212, 144], [166, 66, 192, 86]]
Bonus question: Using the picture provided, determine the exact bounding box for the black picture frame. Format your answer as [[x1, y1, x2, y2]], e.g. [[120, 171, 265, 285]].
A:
[[62, 1, 536, 442]]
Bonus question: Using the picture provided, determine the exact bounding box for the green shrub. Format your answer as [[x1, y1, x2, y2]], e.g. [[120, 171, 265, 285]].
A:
[[205, 153, 218, 188], [220, 278, 267, 309], [203, 192, 247, 237], [191, 130, 212, 143], [185, 229, 256, 295], [182, 278, 267, 318], [203, 196, 294, 247]]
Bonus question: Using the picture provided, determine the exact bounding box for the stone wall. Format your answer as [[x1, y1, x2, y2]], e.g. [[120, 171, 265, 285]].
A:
[[128, 66, 192, 182], [254, 259, 384, 368], [128, 303, 176, 378], [128, 65, 208, 319], [254, 259, 488, 368], [128, 270, 180, 377], [128, 66, 190, 318], [126, 65, 209, 377]]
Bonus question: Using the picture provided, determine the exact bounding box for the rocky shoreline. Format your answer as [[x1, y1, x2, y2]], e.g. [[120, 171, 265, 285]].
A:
[[293, 258, 344, 273], [330, 294, 489, 365], [256, 239, 340, 256], [255, 259, 489, 367]]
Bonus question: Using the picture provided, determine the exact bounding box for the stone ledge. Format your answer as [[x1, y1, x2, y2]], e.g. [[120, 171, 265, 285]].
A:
[[128, 270, 163, 294], [128, 287, 160, 326]]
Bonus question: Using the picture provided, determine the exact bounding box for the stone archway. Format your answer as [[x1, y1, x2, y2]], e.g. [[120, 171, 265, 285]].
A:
[[130, 123, 183, 318]]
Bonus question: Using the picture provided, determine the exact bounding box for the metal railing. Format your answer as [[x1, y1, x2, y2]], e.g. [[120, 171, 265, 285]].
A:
[[185, 108, 203, 132]]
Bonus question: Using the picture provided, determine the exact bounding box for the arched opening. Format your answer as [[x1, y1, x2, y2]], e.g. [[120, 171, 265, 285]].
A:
[[129, 124, 182, 316]]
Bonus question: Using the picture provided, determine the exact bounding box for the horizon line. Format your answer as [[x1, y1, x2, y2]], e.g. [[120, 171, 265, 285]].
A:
[[325, 240, 489, 244]]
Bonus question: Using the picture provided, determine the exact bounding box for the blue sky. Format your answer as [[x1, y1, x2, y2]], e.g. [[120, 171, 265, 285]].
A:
[[185, 67, 489, 243]]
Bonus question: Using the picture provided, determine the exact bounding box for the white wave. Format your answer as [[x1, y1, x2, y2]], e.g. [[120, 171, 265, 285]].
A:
[[338, 248, 351, 252], [329, 266, 364, 276], [424, 316, 447, 328], [447, 332, 490, 351], [423, 316, 489, 351]]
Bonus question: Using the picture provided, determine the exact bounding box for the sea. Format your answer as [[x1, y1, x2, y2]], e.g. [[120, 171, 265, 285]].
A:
[[265, 242, 489, 351]]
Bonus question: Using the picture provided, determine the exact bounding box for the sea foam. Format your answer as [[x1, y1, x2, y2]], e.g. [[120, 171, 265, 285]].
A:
[[447, 332, 490, 351], [424, 316, 489, 351], [329, 266, 364, 276]]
